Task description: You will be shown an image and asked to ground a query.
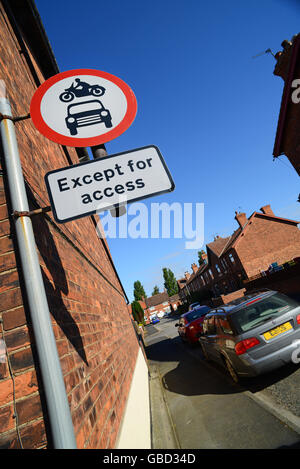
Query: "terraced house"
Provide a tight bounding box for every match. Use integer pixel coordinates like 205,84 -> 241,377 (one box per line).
180,204 -> 300,302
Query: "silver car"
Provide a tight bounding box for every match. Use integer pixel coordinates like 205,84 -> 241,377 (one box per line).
199,290 -> 300,382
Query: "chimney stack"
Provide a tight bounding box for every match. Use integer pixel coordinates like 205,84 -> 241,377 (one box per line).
235,211 -> 248,229
184,271 -> 191,280
260,204 -> 274,216
191,263 -> 198,274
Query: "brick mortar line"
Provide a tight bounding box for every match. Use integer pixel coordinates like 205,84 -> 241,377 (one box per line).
5,343 -> 31,357
0,286 -> 19,294
0,322 -> 28,336
0,250 -> 14,257
0,415 -> 45,439
0,305 -> 25,317
0,390 -> 40,409
0,267 -> 17,275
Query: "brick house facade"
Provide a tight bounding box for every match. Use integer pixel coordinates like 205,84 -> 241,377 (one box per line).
273,33 -> 300,176
0,0 -> 150,449
144,291 -> 181,319
178,204 -> 300,302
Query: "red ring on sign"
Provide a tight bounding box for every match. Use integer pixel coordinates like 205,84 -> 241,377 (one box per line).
30,69 -> 137,147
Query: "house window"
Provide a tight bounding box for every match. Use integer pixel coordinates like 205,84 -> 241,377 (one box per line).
215,264 -> 222,275
220,259 -> 227,272
209,269 -> 214,279
201,275 -> 205,285
229,253 -> 235,264
163,302 -> 169,306
149,306 -> 155,311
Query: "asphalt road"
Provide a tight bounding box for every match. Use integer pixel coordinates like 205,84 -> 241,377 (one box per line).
145,317 -> 300,449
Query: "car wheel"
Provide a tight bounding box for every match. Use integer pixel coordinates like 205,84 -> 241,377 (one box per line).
224,356 -> 239,383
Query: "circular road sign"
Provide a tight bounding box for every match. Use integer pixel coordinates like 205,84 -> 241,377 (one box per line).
30,69 -> 137,147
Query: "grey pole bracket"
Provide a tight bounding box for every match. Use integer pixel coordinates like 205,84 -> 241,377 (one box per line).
12,206 -> 52,218
0,112 -> 30,123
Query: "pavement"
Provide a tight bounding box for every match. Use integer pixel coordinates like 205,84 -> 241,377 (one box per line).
144,317 -> 300,449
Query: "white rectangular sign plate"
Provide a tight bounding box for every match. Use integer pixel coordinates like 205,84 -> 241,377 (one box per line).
45,145 -> 175,223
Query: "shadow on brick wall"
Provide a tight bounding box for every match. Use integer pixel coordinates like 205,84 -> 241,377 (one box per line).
28,191 -> 88,366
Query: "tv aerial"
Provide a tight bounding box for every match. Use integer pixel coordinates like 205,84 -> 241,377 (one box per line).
252,48 -> 275,59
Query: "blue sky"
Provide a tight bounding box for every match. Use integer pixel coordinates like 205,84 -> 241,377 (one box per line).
35,0 -> 300,302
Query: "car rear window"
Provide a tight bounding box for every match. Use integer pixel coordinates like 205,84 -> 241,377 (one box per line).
230,293 -> 300,333
185,306 -> 210,323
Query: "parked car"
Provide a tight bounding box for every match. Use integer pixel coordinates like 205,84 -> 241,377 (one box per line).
188,302 -> 201,311
150,314 -> 160,324
199,290 -> 300,383
175,306 -> 211,344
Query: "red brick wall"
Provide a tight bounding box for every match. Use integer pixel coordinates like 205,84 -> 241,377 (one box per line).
211,288 -> 246,307
235,215 -> 300,278
244,262 -> 300,300
0,4 -> 139,449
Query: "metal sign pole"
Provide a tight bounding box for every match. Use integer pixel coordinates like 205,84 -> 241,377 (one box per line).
0,94 -> 77,449
91,143 -> 127,217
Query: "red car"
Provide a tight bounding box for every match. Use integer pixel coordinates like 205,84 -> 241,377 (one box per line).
175,306 -> 211,344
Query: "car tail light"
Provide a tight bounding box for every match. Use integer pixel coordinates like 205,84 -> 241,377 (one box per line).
296,314 -> 300,325
235,337 -> 260,355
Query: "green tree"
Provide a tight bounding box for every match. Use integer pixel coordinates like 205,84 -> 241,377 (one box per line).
198,250 -> 207,266
133,280 -> 147,301
162,268 -> 178,297
131,300 -> 145,324
152,285 -> 160,296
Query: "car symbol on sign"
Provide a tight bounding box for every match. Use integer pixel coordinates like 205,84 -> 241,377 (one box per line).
65,99 -> 112,135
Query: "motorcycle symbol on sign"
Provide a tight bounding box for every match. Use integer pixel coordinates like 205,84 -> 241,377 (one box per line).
59,78 -> 113,135
59,78 -> 106,102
